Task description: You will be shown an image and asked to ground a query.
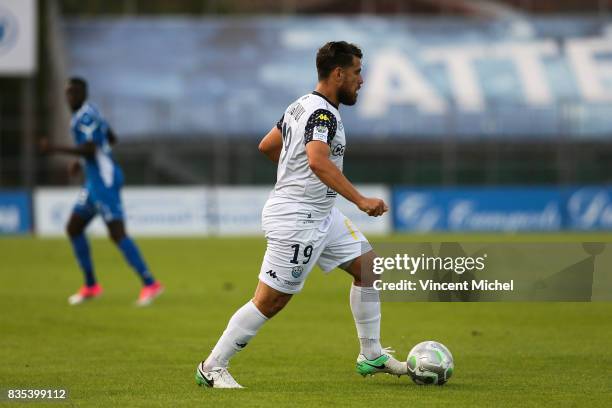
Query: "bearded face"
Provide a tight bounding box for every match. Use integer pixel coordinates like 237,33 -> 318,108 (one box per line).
337,56 -> 363,106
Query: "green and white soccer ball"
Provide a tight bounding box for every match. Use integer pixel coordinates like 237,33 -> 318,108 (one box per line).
406,341 -> 454,385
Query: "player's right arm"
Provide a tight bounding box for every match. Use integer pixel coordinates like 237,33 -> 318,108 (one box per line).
68,159 -> 82,178
107,127 -> 118,146
306,141 -> 387,217
39,138 -> 96,160
39,111 -> 103,159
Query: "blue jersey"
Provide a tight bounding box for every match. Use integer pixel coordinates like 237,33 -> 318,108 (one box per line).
70,102 -> 123,190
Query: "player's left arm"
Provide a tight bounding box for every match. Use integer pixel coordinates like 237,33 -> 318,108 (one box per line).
258,126 -> 283,163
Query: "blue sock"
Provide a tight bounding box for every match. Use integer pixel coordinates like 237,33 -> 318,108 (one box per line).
118,237 -> 154,286
70,234 -> 96,287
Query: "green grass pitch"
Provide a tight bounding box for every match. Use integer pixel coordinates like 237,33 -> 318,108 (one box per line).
1,234 -> 611,407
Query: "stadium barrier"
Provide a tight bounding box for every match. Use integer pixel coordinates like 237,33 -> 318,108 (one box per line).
393,186 -> 612,232
33,185 -> 391,237
21,185 -> 612,236
0,191 -> 31,234
34,187 -> 209,237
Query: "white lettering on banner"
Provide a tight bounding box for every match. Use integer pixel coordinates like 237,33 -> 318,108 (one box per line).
360,49 -> 447,117
567,189 -> 612,229
397,194 -> 442,231
423,41 -> 558,110
423,46 -> 486,112
567,37 -> 612,103
359,36 -> 612,117
0,207 -> 19,231
449,201 -> 561,231
501,41 -> 558,106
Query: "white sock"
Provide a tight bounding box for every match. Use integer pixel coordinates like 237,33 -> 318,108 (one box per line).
350,283 -> 382,360
203,300 -> 268,369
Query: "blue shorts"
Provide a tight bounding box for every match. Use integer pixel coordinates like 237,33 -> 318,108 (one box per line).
72,185 -> 124,223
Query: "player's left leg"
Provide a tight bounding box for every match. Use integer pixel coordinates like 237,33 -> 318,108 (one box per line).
342,252 -> 406,377
317,208 -> 407,377
93,183 -> 163,305
106,220 -> 163,306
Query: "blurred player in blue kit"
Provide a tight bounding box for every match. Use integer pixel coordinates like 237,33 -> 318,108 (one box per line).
40,77 -> 163,306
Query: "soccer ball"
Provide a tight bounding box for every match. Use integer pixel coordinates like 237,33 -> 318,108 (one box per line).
406,341 -> 454,385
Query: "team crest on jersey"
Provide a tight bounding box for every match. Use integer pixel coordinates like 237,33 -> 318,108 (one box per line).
317,113 -> 330,121
313,125 -> 329,142
291,266 -> 304,278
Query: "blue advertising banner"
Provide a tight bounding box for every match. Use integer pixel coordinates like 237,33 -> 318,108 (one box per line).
563,186 -> 612,230
0,191 -> 31,234
393,187 -> 563,232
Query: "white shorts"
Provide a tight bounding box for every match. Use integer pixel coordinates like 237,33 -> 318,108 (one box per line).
258,207 -> 372,294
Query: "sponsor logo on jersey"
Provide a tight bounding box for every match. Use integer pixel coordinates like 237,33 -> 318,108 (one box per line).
281,278 -> 301,286
332,143 -> 345,157
291,266 -> 304,278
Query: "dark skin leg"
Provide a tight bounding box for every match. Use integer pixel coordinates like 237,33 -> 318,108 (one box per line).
65,215 -> 127,244
66,212 -> 91,238
106,220 -> 127,244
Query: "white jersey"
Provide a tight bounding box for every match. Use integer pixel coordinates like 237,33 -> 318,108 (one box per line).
262,92 -> 347,231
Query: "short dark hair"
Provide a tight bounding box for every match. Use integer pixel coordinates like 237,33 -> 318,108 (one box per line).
68,76 -> 88,94
316,41 -> 362,80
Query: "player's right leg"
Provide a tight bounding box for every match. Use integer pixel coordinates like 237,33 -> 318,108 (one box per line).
66,193 -> 100,305
195,281 -> 292,388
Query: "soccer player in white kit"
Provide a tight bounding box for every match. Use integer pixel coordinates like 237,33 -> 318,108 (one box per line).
196,41 -> 407,388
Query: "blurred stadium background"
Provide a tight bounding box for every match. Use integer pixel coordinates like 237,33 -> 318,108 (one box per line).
0,0 -> 611,236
